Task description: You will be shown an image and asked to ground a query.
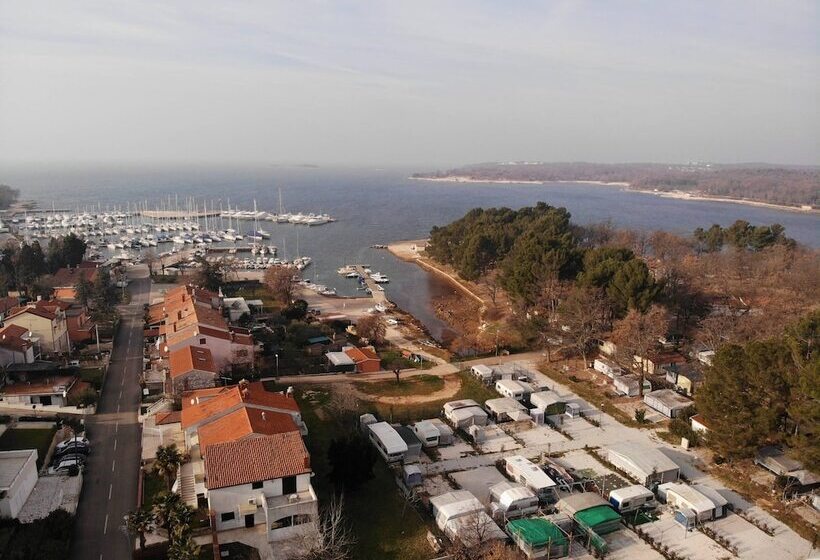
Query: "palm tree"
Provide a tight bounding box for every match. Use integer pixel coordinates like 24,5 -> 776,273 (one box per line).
124,507 -> 155,550
154,444 -> 184,490
167,533 -> 200,560
152,491 -> 182,534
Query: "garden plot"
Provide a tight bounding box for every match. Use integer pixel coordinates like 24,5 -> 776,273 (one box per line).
450,466 -> 508,505
603,528 -> 664,560
508,423 -> 570,450
710,513 -> 807,560
476,424 -> 521,454
421,473 -> 456,497
639,513 -> 729,560
436,436 -> 475,461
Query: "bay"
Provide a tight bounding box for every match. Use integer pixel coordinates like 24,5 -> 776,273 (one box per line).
3,164 -> 818,340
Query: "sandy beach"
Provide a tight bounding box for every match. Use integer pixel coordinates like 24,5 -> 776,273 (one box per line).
410,175 -> 818,215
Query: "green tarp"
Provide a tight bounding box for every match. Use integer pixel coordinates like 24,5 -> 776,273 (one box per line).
575,505 -> 622,528
506,518 -> 567,547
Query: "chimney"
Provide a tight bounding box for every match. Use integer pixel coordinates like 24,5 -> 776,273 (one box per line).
261,412 -> 266,421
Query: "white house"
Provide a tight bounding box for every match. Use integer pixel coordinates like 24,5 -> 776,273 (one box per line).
643,389 -> 692,418
443,400 -> 488,429
613,374 -> 641,397
368,422 -> 407,463
593,357 -> 621,379
488,481 -> 539,520
606,442 -> 680,486
495,379 -> 530,401
204,433 -> 318,542
504,456 -> 558,503
0,449 -> 38,519
430,490 -> 506,547
427,418 -> 455,445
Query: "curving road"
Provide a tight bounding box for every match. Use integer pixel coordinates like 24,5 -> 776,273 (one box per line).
71,264 -> 150,560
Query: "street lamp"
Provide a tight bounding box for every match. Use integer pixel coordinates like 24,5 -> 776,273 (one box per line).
275,353 -> 279,380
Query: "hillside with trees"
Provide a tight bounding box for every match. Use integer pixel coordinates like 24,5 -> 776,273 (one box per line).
414,162 -> 820,208
0,184 -> 19,209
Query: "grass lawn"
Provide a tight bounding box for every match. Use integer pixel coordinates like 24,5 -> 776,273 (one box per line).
354,374 -> 444,398
0,427 -> 56,469
142,470 -> 167,509
365,370 -> 497,424
296,388 -> 433,560
79,367 -> 105,390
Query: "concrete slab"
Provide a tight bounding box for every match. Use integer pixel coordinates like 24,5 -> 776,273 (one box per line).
640,513 -> 728,560
422,473 -> 456,497
604,528 -> 664,560
476,424 -> 521,454
450,466 -> 508,505
435,437 -> 474,461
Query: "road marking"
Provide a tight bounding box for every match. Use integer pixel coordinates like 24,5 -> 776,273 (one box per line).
119,389 -> 122,400
117,403 -> 120,413
108,484 -> 112,500
112,459 -> 116,472
113,438 -> 117,451
103,514 -> 108,534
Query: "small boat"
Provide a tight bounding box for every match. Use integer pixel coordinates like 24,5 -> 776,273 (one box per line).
370,272 -> 390,283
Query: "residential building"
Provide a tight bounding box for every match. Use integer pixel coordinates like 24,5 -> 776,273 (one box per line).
593,357 -> 622,379
0,374 -> 78,408
504,456 -> 558,503
633,351 -> 687,376
443,399 -> 488,429
63,303 -> 96,346
484,397 -> 528,422
51,266 -> 99,302
557,492 -> 622,535
663,363 -> 703,396
367,422 -> 407,463
325,351 -> 356,372
3,301 -> 70,355
430,490 -> 506,547
495,379 -> 531,401
205,433 -> 318,542
343,346 -> 381,373
0,324 -> 36,366
657,483 -> 728,523
0,450 -> 38,518
169,346 -> 219,394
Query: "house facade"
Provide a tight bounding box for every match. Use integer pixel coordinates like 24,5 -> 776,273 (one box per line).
3,303 -> 71,355
204,433 -> 318,542
169,346 -> 218,394
0,324 -> 36,366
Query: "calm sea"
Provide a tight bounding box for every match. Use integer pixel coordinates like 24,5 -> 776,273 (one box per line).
3,164 -> 818,340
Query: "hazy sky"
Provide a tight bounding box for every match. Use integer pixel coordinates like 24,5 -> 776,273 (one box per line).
0,1 -> 817,166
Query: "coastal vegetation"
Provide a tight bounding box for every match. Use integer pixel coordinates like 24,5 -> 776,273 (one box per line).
0,233 -> 88,295
413,162 -> 820,208
0,184 -> 20,209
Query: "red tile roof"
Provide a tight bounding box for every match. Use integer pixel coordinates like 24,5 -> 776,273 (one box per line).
2,375 -> 76,396
51,267 -> 99,287
344,346 -> 380,363
204,432 -> 310,490
0,324 -> 32,352
155,411 -> 182,425
181,381 -> 300,428
169,346 -> 217,379
198,407 -> 298,450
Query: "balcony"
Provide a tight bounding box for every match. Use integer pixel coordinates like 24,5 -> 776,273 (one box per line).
261,485 -> 318,542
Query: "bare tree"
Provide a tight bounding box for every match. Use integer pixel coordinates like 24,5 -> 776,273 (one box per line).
264,266 -> 295,303
612,305 -> 669,394
445,511 -> 501,558
356,314 -> 386,345
558,287 -> 609,366
143,249 -> 159,277
296,495 -> 355,560
325,389 -> 360,430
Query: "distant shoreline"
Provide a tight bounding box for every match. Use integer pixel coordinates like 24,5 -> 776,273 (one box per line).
410,175 -> 819,215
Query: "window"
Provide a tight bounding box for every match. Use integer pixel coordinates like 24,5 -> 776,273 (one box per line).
200,338 -> 207,345
252,481 -> 263,489
220,512 -> 235,523
282,475 -> 297,494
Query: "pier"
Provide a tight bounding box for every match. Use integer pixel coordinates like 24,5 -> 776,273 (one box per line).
354,265 -> 389,305
141,210 -> 222,219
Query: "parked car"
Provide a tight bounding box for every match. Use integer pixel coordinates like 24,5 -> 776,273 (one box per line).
56,436 -> 90,452
55,444 -> 90,458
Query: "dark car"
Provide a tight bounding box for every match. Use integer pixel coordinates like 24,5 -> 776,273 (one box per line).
55,444 -> 90,458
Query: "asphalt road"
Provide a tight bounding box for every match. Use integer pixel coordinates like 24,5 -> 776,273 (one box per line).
71,264 -> 150,560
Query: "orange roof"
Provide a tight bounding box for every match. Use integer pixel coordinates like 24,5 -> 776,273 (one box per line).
198,407 -> 298,450
52,267 -> 99,287
155,411 -> 182,425
0,324 -> 32,352
147,304 -> 166,325
5,304 -> 57,322
169,346 -> 217,379
181,382 -> 300,428
2,375 -> 76,396
344,346 -> 380,363
204,432 -> 310,490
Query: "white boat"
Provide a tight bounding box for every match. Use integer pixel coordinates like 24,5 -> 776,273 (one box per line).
371,272 -> 390,283
320,288 -> 337,296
